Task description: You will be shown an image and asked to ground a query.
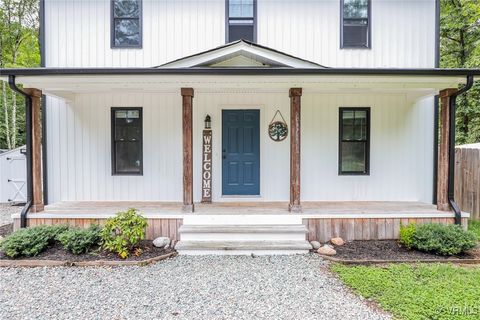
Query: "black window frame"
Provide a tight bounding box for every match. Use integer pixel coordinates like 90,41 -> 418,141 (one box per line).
111,0 -> 143,49
338,107 -> 370,175
225,0 -> 257,43
111,107 -> 143,176
340,0 -> 371,49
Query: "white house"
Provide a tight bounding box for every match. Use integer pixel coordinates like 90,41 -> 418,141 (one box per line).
1,0 -> 479,254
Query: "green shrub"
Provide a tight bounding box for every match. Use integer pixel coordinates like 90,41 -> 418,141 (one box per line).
100,208 -> 148,259
412,223 -> 477,256
399,223 -> 416,249
0,225 -> 70,258
468,220 -> 480,240
56,225 -> 102,254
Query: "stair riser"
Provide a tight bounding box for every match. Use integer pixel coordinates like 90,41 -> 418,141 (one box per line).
183,215 -> 302,225
177,249 -> 310,256
180,233 -> 307,241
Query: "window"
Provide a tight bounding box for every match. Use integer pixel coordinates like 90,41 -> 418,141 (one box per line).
226,0 -> 256,42
111,108 -> 143,175
111,0 -> 142,48
341,0 -> 371,48
339,108 -> 370,175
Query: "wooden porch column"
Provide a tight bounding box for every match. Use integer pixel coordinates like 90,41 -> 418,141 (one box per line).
181,88 -> 194,212
23,88 -> 44,212
289,88 -> 302,212
437,88 -> 458,211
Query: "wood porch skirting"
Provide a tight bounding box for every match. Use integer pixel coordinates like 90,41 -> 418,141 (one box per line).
303,217 -> 460,243
14,216 -> 463,242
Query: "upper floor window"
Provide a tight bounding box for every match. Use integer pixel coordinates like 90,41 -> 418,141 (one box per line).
341,0 -> 371,49
226,0 -> 256,43
111,0 -> 142,48
339,108 -> 370,175
111,108 -> 143,175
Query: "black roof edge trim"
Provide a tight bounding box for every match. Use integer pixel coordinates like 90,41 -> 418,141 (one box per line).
1,67 -> 480,76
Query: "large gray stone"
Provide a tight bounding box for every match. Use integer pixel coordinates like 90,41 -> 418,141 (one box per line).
153,237 -> 170,248
310,241 -> 321,250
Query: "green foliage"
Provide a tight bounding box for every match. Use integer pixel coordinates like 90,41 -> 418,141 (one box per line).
0,225 -> 69,258
440,0 -> 480,145
468,220 -> 480,240
100,208 -> 148,259
56,225 -> 102,255
411,223 -> 477,256
332,263 -> 480,320
399,223 -> 416,249
0,0 -> 40,149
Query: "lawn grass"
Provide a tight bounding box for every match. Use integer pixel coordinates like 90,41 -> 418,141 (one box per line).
468,220 -> 480,240
331,263 -> 480,320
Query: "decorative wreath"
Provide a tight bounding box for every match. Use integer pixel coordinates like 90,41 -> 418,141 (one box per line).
268,110 -> 288,142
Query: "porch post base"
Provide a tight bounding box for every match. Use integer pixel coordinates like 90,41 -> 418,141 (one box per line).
436,203 -> 450,211
289,204 -> 302,213
182,204 -> 195,213
30,204 -> 45,213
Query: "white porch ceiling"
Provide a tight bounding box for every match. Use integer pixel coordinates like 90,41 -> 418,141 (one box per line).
4,73 -> 468,103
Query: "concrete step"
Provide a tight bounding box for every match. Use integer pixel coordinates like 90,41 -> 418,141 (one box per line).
179,224 -> 308,233
183,215 -> 302,225
176,240 -> 312,255
179,224 -> 308,241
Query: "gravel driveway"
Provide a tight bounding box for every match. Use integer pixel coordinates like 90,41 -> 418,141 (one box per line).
0,255 -> 389,320
0,203 -> 20,227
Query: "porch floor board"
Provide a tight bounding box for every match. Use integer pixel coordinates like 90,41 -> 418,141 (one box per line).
40,201 -> 444,216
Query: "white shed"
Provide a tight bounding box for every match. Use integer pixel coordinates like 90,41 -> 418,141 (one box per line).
0,146 -> 27,203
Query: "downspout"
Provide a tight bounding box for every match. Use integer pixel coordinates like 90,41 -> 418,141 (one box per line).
8,75 -> 33,228
448,75 -> 474,224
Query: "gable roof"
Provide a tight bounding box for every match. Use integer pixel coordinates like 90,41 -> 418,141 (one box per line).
157,39 -> 327,69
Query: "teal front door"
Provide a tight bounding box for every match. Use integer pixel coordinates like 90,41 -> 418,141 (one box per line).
222,110 -> 260,195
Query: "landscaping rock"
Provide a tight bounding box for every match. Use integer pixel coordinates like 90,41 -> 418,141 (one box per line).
153,237 -> 170,248
317,244 -> 337,256
331,237 -> 345,246
310,241 -> 321,250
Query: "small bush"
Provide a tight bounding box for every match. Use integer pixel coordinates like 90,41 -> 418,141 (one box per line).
101,208 -> 148,259
0,225 -> 70,258
468,220 -> 480,240
412,223 -> 477,256
56,225 -> 102,255
399,223 -> 416,249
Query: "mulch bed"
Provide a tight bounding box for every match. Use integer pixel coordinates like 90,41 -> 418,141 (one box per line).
0,240 -> 174,262
323,240 -> 480,263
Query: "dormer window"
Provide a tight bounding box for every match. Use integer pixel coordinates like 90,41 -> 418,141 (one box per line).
226,0 -> 256,43
111,0 -> 142,48
341,0 -> 371,49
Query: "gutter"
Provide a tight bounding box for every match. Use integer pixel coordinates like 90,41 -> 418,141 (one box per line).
448,75 -> 474,224
40,0 -> 48,205
8,75 -> 33,228
1,67 -> 480,76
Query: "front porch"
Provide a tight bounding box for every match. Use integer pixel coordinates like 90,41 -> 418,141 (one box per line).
14,201 -> 466,243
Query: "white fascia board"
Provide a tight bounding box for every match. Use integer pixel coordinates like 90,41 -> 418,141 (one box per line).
161,42 -> 321,69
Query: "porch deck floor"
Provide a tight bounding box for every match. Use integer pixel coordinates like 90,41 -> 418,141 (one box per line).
41,201 -> 443,216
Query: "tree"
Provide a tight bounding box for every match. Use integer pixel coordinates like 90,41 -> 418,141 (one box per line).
0,0 -> 40,150
440,0 -> 480,144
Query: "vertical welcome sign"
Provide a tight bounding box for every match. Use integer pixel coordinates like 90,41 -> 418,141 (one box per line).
201,129 -> 212,203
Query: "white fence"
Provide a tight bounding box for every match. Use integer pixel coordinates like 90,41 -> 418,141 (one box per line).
0,146 -> 27,203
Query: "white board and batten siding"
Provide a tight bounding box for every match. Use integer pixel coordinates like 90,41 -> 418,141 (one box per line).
44,0 -> 436,68
43,0 -> 437,204
46,92 -> 434,204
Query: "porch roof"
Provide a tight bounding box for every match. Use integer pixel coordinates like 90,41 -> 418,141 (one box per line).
1,67 -> 479,102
